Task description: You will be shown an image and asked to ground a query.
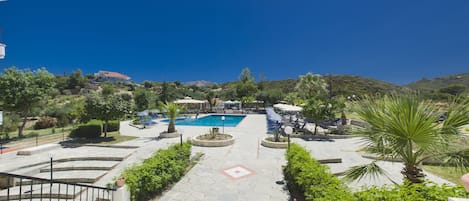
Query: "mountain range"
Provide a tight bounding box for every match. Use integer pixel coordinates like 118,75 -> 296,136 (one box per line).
184,73 -> 469,96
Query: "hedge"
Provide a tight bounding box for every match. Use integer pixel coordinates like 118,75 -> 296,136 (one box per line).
69,120 -> 102,138
105,120 -> 120,132
285,143 -> 355,201
122,142 -> 191,201
354,182 -> 469,201
285,143 -> 469,201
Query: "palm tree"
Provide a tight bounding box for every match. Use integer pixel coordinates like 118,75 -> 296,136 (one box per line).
345,94 -> 469,184
295,73 -> 327,99
160,102 -> 180,133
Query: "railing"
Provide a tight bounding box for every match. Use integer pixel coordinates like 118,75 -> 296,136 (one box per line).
0,172 -> 115,201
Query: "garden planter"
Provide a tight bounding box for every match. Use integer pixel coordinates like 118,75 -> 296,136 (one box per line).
192,134 -> 234,147
159,131 -> 180,138
261,138 -> 288,149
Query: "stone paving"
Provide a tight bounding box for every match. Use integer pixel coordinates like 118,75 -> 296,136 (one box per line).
155,115 -> 289,201
0,115 -> 460,201
292,137 -> 454,190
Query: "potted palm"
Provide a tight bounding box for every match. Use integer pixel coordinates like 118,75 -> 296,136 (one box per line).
159,102 -> 181,138
261,125 -> 289,149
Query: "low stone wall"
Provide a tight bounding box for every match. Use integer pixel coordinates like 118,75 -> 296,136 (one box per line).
159,132 -> 180,138
261,139 -> 288,149
290,134 -> 357,140
192,136 -> 235,147
17,143 -> 61,156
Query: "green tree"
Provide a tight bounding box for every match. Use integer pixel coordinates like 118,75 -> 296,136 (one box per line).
159,82 -> 177,102
142,81 -> 153,89
241,96 -> 255,110
101,82 -> 116,96
0,67 -> 56,137
206,90 -> 217,112
68,69 -> 88,89
239,67 -> 254,83
236,67 -> 258,99
439,84 -> 466,96
256,89 -> 284,105
160,102 -> 180,133
85,94 -> 130,137
120,93 -> 132,102
54,75 -> 69,94
332,96 -> 347,125
345,94 -> 469,184
133,88 -> 151,112
295,73 -> 328,100
303,98 -> 335,135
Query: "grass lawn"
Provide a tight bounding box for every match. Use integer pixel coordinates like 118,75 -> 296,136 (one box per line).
4,125 -> 74,140
2,126 -> 75,146
423,165 -> 465,185
68,131 -> 137,145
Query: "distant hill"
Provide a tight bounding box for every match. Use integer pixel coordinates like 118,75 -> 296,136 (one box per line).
259,75 -> 403,97
183,80 -> 216,88
406,73 -> 469,92
329,75 -> 403,97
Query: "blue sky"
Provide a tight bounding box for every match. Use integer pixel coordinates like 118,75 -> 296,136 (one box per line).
0,0 -> 468,84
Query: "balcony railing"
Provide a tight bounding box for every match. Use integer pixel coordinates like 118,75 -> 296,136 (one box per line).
0,172 -> 115,201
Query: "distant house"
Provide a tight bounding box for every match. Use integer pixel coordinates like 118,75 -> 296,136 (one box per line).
94,70 -> 131,83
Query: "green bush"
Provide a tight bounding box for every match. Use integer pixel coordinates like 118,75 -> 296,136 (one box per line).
285,143 -> 469,201
285,143 -> 355,201
105,120 -> 120,132
354,181 -> 469,201
34,116 -> 58,130
69,120 -> 102,138
122,143 -> 191,201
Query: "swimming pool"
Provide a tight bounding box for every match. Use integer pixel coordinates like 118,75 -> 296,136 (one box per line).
161,114 -> 246,127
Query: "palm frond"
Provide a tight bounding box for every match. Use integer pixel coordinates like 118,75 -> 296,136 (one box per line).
440,149 -> 469,173
343,161 -> 387,183
441,97 -> 469,135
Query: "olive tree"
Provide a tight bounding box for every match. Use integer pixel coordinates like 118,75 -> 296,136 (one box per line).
0,67 -> 56,137
85,94 -> 131,137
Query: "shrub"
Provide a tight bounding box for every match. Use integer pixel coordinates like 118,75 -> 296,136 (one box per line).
285,143 -> 469,201
69,120 -> 102,138
122,143 -> 191,201
34,116 -> 58,130
105,120 -> 120,132
354,181 -> 469,201
284,143 -> 355,201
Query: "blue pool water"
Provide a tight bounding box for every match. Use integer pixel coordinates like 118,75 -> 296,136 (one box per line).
161,114 -> 245,127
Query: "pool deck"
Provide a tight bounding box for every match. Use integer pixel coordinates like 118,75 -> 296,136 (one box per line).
120,114 -> 290,201
0,114 -> 456,201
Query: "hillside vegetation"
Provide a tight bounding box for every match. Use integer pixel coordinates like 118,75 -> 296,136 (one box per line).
259,75 -> 403,97
407,73 -> 469,93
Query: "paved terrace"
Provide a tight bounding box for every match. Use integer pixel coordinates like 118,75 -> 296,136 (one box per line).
0,114 -> 456,201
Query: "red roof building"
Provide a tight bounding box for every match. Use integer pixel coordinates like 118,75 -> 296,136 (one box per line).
95,70 -> 131,82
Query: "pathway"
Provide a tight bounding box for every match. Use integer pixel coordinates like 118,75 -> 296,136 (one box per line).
292,137 -> 454,190
155,115 -> 290,201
